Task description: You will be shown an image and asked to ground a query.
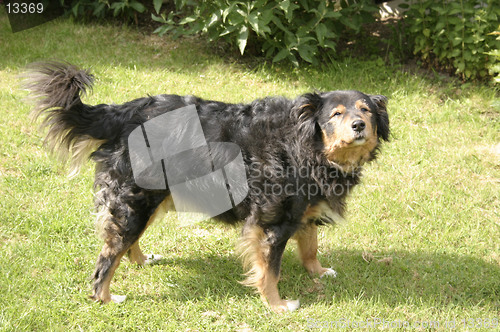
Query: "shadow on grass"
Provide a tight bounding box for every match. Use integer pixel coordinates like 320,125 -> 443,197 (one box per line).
293,249 -> 500,309
127,249 -> 499,309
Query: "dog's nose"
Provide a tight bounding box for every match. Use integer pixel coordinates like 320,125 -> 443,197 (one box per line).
351,120 -> 366,132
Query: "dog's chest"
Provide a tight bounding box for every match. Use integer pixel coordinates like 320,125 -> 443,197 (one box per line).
301,200 -> 343,225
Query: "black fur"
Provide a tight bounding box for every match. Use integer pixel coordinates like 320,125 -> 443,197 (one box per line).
25,61 -> 389,310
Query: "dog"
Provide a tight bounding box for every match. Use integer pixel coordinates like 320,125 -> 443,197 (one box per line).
25,61 -> 389,313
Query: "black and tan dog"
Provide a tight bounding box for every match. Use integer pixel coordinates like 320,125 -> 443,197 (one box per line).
25,61 -> 389,312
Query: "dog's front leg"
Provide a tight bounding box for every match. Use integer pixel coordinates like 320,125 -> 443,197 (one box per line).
294,224 -> 337,278
240,225 -> 299,313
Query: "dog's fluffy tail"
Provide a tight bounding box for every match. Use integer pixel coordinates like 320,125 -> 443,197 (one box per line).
24,61 -> 114,176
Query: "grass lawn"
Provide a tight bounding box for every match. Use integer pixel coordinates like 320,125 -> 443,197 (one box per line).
1,11 -> 499,331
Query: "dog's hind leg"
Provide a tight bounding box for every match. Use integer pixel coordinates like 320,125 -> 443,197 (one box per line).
127,196 -> 174,265
127,241 -> 147,266
91,233 -> 129,304
91,193 -> 167,303
294,224 -> 337,278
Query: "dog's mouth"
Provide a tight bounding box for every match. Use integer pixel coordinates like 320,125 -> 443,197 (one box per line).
343,133 -> 366,146
353,134 -> 366,145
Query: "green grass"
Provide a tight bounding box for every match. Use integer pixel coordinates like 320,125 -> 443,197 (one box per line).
1,11 -> 499,331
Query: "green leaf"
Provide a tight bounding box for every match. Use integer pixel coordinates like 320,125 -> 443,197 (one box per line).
297,36 -> 315,44
248,11 -> 260,34
271,15 -> 285,30
298,0 -> 309,11
72,3 -> 79,16
449,17 -> 462,26
315,23 -> 327,46
297,44 -> 315,63
92,3 -> 106,16
279,0 -> 290,14
452,37 -> 462,46
260,9 -> 274,25
323,39 -> 336,51
259,23 -> 271,35
317,1 -> 326,16
273,48 -> 290,62
227,10 -> 245,25
206,13 -> 220,28
324,10 -> 342,19
463,50 -> 473,61
129,1 -> 145,13
281,1 -> 298,21
284,31 -> 298,48
179,16 -> 197,25
110,2 -> 124,16
219,26 -> 236,37
265,45 -> 276,58
153,25 -> 173,36
254,0 -> 267,8
236,7 -> 246,18
222,3 -> 236,22
151,13 -> 167,23
238,25 -> 249,55
153,0 -> 163,14
340,16 -> 361,32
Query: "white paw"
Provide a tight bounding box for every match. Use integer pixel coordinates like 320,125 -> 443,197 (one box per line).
110,294 -> 127,303
320,268 -> 337,278
145,254 -> 163,265
286,299 -> 300,312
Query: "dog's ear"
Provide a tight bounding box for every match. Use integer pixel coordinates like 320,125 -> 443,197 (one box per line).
370,94 -> 390,141
292,93 -> 323,139
293,93 -> 323,121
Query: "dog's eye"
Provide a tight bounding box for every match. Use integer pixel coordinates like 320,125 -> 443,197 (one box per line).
332,111 -> 342,117
361,108 -> 369,113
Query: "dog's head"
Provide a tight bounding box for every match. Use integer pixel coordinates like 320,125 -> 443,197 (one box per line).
293,90 -> 389,170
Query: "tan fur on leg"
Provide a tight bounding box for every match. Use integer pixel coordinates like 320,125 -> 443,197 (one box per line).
260,268 -> 300,313
128,241 -> 146,265
294,224 -> 336,277
238,226 -> 299,312
127,196 -> 174,265
92,243 -> 127,303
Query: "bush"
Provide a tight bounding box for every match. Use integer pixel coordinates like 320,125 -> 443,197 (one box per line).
485,26 -> 500,84
62,0 -> 147,22
404,0 -> 500,81
152,0 -> 379,66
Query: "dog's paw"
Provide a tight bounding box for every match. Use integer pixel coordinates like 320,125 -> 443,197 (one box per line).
320,268 -> 337,278
270,299 -> 300,313
110,294 -> 127,303
286,299 -> 300,312
145,254 -> 164,265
